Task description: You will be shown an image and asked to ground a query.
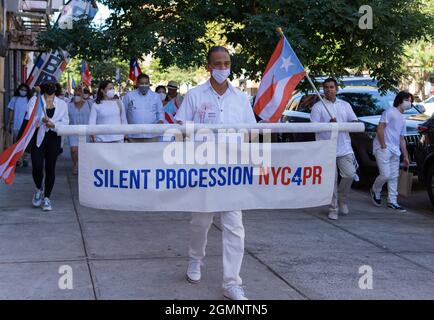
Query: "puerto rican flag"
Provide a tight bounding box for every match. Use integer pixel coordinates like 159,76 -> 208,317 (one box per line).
0,95 -> 44,185
164,99 -> 180,124
81,60 -> 92,87
129,58 -> 142,82
253,35 -> 306,122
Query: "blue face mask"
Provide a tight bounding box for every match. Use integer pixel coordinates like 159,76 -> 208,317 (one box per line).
138,85 -> 150,95
212,68 -> 231,84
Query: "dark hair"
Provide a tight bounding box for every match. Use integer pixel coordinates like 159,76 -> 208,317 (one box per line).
323,78 -> 338,87
40,81 -> 59,96
137,73 -> 150,82
55,83 -> 64,97
393,91 -> 414,108
155,85 -> 166,93
83,87 -> 91,94
207,46 -> 230,63
96,80 -> 113,104
13,83 -> 32,99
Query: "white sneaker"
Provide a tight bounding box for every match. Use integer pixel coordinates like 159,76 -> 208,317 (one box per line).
223,286 -> 248,300
339,203 -> 349,215
41,197 -> 52,211
32,189 -> 43,207
186,259 -> 202,284
328,211 -> 338,220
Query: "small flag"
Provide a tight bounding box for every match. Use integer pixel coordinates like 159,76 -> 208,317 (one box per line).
0,95 -> 45,185
129,58 -> 142,82
253,34 -> 306,122
81,60 -> 92,87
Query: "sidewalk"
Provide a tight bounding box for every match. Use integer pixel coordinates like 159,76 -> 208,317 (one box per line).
1,152 -> 434,299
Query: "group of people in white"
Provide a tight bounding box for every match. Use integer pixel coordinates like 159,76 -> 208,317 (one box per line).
6,46 -> 413,300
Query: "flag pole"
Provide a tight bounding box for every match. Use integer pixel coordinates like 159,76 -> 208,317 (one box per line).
276,27 -> 335,121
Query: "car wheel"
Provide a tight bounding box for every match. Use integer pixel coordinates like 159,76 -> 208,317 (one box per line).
427,164 -> 434,206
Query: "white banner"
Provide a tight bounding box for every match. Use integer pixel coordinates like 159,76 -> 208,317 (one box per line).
78,133 -> 338,212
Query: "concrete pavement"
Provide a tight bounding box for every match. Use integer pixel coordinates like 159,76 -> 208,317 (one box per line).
1,151 -> 434,300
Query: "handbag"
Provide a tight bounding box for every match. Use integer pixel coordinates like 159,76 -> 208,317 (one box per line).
398,168 -> 413,197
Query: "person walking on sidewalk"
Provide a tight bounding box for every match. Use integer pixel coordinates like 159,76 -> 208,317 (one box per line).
89,80 -> 128,143
122,74 -> 164,143
68,86 -> 92,175
7,83 -> 32,167
370,91 -> 412,213
28,81 -> 69,211
175,46 -> 257,300
310,78 -> 358,221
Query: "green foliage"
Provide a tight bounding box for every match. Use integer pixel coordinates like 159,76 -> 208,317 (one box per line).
38,0 -> 434,92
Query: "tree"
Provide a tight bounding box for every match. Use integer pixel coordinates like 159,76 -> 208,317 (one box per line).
38,0 -> 434,92
402,39 -> 434,99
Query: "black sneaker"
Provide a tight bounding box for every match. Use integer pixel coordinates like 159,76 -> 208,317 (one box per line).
370,189 -> 381,207
387,203 -> 407,213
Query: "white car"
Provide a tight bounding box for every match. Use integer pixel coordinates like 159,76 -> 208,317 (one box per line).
423,96 -> 434,116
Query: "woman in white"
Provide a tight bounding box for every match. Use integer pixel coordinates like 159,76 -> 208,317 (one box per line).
28,81 -> 69,211
370,91 -> 412,213
7,83 -> 32,167
88,80 -> 127,143
68,86 -> 92,175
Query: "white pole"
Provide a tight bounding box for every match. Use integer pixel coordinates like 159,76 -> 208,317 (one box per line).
55,123 -> 365,136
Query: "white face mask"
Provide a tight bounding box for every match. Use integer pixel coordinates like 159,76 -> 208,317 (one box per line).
74,96 -> 82,103
19,90 -> 28,97
402,100 -> 412,110
83,94 -> 90,99
106,89 -> 116,99
212,68 -> 231,84
159,93 -> 167,101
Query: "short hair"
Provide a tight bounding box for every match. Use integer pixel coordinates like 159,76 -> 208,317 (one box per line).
137,73 -> 150,82
207,46 -> 230,63
393,91 -> 414,108
155,85 -> 166,93
323,78 -> 338,87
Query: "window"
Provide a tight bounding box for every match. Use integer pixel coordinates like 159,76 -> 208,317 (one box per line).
337,92 -> 395,117
297,95 -> 319,113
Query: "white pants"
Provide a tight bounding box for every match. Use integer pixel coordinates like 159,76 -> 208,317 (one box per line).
372,148 -> 400,204
330,154 -> 356,213
189,211 -> 245,290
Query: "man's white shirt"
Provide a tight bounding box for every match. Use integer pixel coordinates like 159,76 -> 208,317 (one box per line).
122,89 -> 164,138
175,80 -> 256,125
310,98 -> 357,157
373,107 -> 406,156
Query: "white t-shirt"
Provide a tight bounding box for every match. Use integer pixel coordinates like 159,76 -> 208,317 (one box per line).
8,96 -> 29,131
310,98 -> 358,157
373,107 -> 406,156
88,100 -> 128,142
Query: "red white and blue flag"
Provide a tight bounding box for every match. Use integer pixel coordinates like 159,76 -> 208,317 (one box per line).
129,58 -> 142,82
164,99 -> 180,124
253,35 -> 306,122
81,60 -> 92,87
0,95 -> 45,185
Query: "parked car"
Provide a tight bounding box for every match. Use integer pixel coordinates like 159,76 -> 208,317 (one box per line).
422,95 -> 434,117
313,76 -> 378,88
415,116 -> 434,205
279,87 -> 429,184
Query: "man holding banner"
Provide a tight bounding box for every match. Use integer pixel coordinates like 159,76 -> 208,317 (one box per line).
175,46 -> 257,300
310,78 -> 358,221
